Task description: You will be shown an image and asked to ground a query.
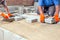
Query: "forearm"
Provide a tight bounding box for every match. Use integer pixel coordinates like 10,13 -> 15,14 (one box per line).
38,6 -> 44,14
54,5 -> 59,15
4,5 -> 10,13
38,6 -> 45,22
3,0 -> 10,14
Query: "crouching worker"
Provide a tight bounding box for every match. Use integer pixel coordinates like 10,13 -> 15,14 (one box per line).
0,0 -> 13,19
38,0 -> 60,23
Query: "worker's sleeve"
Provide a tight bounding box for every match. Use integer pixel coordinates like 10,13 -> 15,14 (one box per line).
38,0 -> 44,6
53,0 -> 60,6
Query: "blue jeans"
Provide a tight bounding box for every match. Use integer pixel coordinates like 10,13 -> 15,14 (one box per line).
37,6 -> 55,16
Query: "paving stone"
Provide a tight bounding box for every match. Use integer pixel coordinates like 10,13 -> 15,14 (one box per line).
26,18 -> 37,23
45,17 -> 56,24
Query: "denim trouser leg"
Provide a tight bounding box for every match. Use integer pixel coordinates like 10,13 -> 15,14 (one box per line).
48,6 -> 55,16
37,6 -> 55,16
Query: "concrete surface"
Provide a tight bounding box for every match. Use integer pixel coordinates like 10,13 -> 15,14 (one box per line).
0,20 -> 60,40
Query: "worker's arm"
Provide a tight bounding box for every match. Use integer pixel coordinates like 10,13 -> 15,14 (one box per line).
3,0 -> 13,17
4,5 -> 10,13
53,0 -> 60,22
38,6 -> 44,14
53,5 -> 60,22
54,6 -> 59,15
0,0 -> 14,19
38,6 -> 45,23
1,5 -> 13,19
3,0 -> 10,14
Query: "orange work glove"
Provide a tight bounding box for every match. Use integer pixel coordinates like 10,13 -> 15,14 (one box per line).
1,13 -> 9,19
40,14 -> 45,23
53,14 -> 59,23
8,13 -> 13,17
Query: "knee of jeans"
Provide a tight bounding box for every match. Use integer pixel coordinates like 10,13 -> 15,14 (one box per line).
48,12 -> 54,16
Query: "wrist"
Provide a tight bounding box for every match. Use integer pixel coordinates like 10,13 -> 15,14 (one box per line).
40,13 -> 44,15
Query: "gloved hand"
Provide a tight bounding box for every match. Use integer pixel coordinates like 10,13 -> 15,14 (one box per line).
8,13 -> 14,17
1,13 -> 9,19
53,14 -> 59,23
40,14 -> 45,23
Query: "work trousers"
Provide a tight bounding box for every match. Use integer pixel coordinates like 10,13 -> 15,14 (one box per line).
37,5 -> 55,16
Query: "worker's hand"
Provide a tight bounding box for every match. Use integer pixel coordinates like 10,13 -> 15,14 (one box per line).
53,14 -> 59,23
8,13 -> 14,17
1,13 -> 9,19
40,14 -> 45,23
